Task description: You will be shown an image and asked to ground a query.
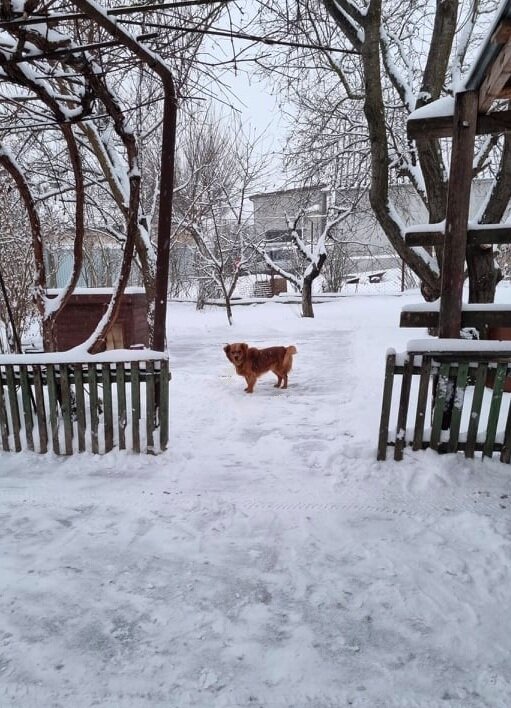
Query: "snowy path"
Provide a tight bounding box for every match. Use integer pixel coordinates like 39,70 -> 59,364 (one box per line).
2,298 -> 511,707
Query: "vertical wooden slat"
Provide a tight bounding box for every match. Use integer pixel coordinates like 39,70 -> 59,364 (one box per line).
5,365 -> 21,452
0,366 -> 10,451
430,363 -> 451,451
412,357 -> 432,451
88,363 -> 100,454
394,354 -> 414,461
377,352 -> 396,461
131,361 -> 140,454
88,364 -> 100,454
116,362 -> 126,451
74,365 -> 86,452
500,387 -> 511,463
483,363 -> 507,459
159,359 -> 169,452
438,90 -> 479,338
59,364 -> 73,455
146,360 -> 155,454
46,364 -> 60,455
32,365 -> 48,454
465,363 -> 488,459
102,363 -> 113,453
448,362 -> 470,453
19,365 -> 34,451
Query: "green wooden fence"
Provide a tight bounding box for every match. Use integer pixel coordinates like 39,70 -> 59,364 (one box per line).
0,355 -> 170,455
378,348 -> 511,462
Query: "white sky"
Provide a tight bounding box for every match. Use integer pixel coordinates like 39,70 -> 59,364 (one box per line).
204,3 -> 291,189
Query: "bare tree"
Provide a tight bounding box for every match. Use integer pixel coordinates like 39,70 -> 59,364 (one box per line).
254,199 -> 352,317
0,180 -> 34,350
173,112 -> 267,324
0,0 -> 238,350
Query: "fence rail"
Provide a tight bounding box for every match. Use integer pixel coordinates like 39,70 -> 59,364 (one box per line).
0,356 -> 170,455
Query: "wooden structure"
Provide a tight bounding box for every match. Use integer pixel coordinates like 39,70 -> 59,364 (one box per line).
253,276 -> 288,298
49,289 -> 149,352
0,1 -> 179,454
378,344 -> 511,462
379,1 -> 511,460
0,353 -> 169,455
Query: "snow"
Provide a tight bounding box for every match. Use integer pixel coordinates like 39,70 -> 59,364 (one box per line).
46,287 -> 146,296
408,96 -> 455,122
403,301 -> 511,312
404,221 -> 445,234
2,284 -> 511,706
0,348 -> 165,365
408,338 -> 511,353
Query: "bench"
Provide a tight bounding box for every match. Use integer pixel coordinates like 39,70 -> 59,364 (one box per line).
0,352 -> 170,455
377,341 -> 511,462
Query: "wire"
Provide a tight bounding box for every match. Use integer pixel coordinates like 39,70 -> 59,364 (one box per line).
0,0 -> 233,28
120,19 -> 359,54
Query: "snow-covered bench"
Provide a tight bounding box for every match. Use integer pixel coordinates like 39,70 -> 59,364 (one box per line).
0,351 -> 170,455
377,340 -> 511,462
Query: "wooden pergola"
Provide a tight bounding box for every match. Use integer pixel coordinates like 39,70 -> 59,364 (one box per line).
0,0 -> 178,454
378,0 -> 511,462
403,0 -> 511,337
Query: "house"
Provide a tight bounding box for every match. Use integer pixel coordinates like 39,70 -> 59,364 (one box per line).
249,180 -> 500,284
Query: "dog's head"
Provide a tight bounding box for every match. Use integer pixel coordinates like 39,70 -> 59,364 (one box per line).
224,342 -> 248,366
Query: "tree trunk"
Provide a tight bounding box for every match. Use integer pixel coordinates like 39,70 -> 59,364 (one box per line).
225,297 -> 233,325
301,277 -> 314,318
466,245 -> 499,304
359,0 -> 441,299
301,250 -> 327,318
467,133 -> 511,305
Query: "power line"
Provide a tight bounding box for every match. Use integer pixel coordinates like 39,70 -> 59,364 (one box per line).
0,0 -> 232,29
120,19 -> 359,54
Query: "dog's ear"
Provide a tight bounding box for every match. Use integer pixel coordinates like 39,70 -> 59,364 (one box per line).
241,343 -> 248,353
223,344 -> 230,354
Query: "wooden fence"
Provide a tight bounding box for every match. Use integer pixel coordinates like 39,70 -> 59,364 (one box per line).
378,347 -> 511,462
0,355 -> 170,455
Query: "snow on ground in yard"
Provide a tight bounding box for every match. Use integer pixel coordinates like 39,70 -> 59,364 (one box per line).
2,285 -> 511,707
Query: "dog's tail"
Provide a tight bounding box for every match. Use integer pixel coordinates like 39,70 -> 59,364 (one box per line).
284,345 -> 297,370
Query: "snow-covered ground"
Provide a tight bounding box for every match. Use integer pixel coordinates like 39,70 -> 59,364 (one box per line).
2,285 -> 511,707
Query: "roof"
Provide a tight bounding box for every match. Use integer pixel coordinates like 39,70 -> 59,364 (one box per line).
249,184 -> 327,201
465,0 -> 511,91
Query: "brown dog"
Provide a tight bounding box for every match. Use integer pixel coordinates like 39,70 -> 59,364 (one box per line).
224,343 -> 297,393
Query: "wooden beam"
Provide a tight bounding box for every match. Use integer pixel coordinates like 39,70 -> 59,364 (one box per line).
439,90 -> 479,338
407,108 -> 511,140
405,231 -> 444,247
405,226 -> 511,247
491,19 -> 511,45
401,309 -> 511,329
479,41 -> 511,112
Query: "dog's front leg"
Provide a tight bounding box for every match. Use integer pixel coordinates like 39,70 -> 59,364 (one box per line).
244,375 -> 256,393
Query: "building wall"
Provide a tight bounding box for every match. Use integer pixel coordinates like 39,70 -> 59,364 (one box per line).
250,185 -> 328,246
250,179 -> 497,260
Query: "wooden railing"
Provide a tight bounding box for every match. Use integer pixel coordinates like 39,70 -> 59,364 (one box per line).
377,344 -> 511,462
0,352 -> 170,455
